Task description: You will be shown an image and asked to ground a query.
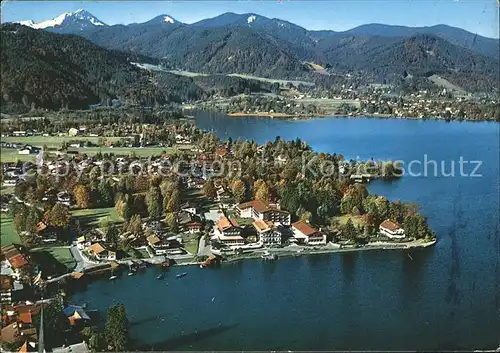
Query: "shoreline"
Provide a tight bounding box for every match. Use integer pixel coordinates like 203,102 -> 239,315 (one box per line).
63,239 -> 437,282
220,239 -> 437,264
222,111 -> 498,122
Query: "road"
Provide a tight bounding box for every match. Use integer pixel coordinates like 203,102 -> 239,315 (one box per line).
197,235 -> 213,257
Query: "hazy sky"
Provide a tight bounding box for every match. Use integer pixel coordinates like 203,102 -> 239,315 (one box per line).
2,0 -> 499,38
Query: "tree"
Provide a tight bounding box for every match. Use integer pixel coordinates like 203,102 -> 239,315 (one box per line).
127,214 -> 142,236
106,224 -> 119,248
32,296 -> 68,349
201,178 -> 217,199
147,186 -> 162,219
97,180 -> 114,206
389,200 -> 405,224
99,217 -> 111,234
12,204 -> 28,233
74,184 -> 92,209
231,179 -> 247,203
165,189 -> 180,213
403,213 -> 434,240
374,196 -> 390,220
45,203 -> 71,229
164,212 -> 178,233
254,181 -> 270,205
362,212 -> 379,236
82,326 -> 105,353
115,195 -> 131,220
104,303 -> 129,352
342,218 -> 357,242
25,207 -> 43,233
300,210 -> 313,223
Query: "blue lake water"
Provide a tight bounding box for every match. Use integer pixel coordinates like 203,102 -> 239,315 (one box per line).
72,113 -> 500,350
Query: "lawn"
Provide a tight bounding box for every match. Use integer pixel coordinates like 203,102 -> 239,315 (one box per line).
0,186 -> 15,196
225,209 -> 254,226
30,247 -> 76,277
332,215 -> 365,227
0,214 -> 20,246
0,149 -> 36,163
0,136 -> 122,148
296,98 -> 361,112
182,233 -> 200,255
71,207 -> 123,228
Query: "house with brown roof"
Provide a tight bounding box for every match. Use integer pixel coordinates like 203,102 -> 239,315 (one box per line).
213,216 -> 244,247
1,245 -> 30,278
236,199 -> 291,226
215,146 -> 229,159
291,221 -> 326,245
253,219 -> 282,246
146,235 -> 171,255
379,219 -> 405,239
88,243 -> 116,261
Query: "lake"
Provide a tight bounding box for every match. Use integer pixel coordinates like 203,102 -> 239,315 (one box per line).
72,113 -> 500,350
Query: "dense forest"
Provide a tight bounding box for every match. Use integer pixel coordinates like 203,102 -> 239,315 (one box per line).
1,24 -> 163,112
1,24 -> 287,112
75,13 -> 500,92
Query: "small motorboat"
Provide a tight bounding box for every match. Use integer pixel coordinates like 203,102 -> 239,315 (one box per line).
109,275 -> 117,280
175,272 -> 187,279
156,274 -> 164,280
128,271 -> 135,276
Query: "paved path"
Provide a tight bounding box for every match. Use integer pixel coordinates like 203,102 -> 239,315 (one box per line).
197,235 -> 213,257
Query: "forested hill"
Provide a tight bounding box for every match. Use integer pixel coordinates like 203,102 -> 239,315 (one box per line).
75,12 -> 498,92
1,23 -> 154,111
86,25 -> 310,79
316,34 -> 499,92
0,24 -> 281,113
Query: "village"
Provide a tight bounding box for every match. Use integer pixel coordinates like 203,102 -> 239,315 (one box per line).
0,114 -> 436,352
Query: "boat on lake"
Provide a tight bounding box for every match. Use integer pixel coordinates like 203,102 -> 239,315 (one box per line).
156,273 -> 164,280
175,272 -> 187,279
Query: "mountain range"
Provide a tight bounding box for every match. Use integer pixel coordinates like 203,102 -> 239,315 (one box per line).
4,10 -> 499,112
17,10 -> 499,60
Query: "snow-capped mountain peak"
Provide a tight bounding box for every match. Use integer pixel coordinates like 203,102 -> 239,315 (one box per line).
17,9 -> 106,32
163,16 -> 175,24
247,15 -> 257,24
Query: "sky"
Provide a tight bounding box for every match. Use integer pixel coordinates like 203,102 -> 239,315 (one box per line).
1,0 -> 499,38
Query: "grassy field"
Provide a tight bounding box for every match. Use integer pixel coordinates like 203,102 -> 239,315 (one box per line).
1,149 -> 37,163
332,215 -> 365,227
1,140 -> 194,162
0,136 -> 122,148
168,69 -> 315,87
296,98 -> 361,112
0,186 -> 15,196
0,214 -> 20,246
30,247 -> 76,277
228,73 -> 315,87
182,233 -> 200,255
428,75 -> 466,94
32,247 -> 76,269
71,207 -> 123,228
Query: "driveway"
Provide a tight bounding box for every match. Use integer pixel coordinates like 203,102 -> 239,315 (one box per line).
197,234 -> 213,257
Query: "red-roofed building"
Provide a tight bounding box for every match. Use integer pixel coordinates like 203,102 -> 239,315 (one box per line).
291,221 -> 326,245
379,219 -> 405,239
1,245 -> 30,276
213,216 -> 244,247
236,200 -> 291,226
253,219 -> 282,246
